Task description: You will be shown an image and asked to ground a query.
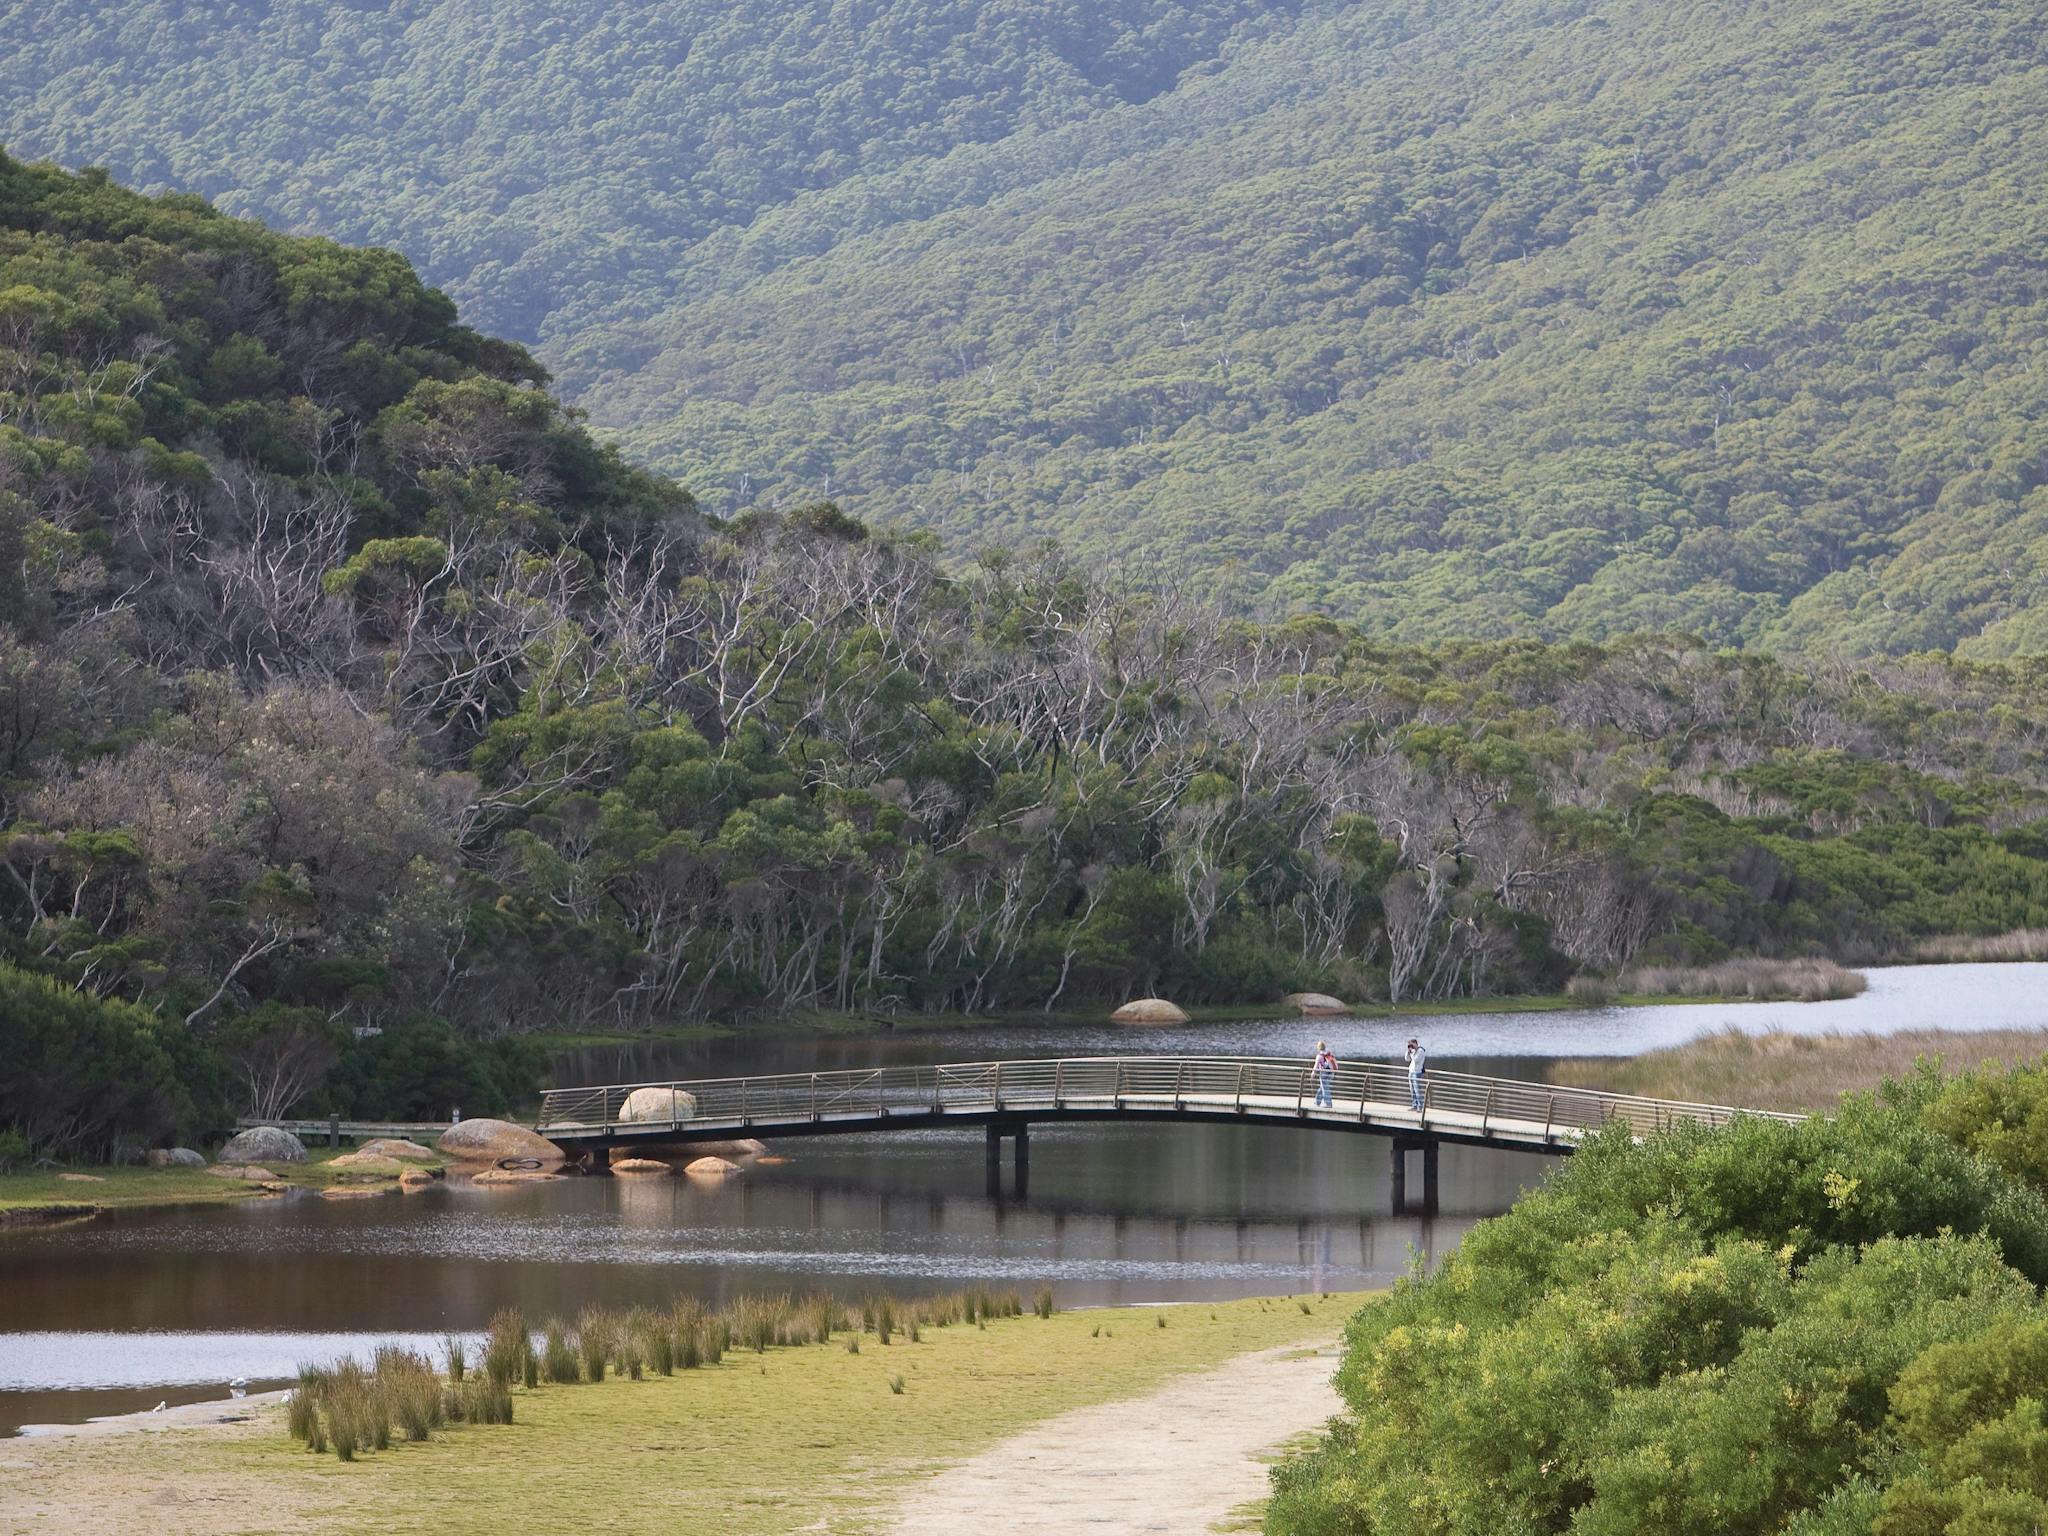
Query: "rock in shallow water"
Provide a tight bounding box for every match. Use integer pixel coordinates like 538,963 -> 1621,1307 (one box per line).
612,1157 -> 672,1176
435,1119 -> 564,1164
1110,997 -> 1189,1024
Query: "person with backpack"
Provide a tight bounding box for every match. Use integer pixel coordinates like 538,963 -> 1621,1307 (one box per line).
1405,1038 -> 1428,1112
1312,1040 -> 1338,1107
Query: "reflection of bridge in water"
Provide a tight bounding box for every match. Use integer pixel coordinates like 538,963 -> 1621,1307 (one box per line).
539,1056 -> 1801,1215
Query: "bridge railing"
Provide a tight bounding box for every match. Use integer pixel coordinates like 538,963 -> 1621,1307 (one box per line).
535,1055 -> 1800,1144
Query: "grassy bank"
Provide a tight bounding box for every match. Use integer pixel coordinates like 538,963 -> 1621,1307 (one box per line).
1551,1025 -> 2048,1113
0,1292 -> 1368,1536
0,1146 -> 443,1217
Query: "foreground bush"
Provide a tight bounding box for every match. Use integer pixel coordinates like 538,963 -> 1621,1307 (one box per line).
1267,1080 -> 2048,1534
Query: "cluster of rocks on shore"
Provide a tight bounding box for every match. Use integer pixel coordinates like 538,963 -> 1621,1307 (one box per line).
155,1103 -> 783,1192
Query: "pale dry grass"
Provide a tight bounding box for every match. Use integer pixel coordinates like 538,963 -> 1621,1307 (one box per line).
1617,957 -> 1867,1002
1552,1026 -> 2048,1113
1914,929 -> 2048,963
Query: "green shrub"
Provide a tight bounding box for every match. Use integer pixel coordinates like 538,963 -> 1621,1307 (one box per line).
0,963 -> 201,1160
1268,1078 -> 2048,1536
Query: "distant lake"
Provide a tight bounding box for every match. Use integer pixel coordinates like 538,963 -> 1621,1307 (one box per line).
4,961 -> 2038,1436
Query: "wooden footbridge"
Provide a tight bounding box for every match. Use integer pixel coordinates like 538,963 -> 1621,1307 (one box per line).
536,1056 -> 1801,1213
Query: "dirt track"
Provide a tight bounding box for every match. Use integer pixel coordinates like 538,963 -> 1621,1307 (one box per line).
886,1339 -> 1343,1535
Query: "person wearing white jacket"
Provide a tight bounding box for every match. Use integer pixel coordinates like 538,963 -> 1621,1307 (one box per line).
1405,1038 -> 1427,1112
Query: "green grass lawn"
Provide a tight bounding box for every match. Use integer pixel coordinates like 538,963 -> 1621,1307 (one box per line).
0,1145 -> 442,1217
1,1293 -> 1372,1536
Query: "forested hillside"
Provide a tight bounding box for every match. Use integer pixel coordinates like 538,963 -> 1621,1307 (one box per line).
8,155 -> 2048,1151
6,0 -> 2048,652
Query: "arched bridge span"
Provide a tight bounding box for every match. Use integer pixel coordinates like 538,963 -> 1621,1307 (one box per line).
536,1056 -> 1800,1211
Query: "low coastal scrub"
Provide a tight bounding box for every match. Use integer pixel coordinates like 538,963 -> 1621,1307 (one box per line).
1617,955 -> 1867,1002
286,1285 -> 1036,1459
1266,1062 -> 2048,1534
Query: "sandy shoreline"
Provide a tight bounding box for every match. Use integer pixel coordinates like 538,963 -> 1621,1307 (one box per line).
15,1391 -> 288,1441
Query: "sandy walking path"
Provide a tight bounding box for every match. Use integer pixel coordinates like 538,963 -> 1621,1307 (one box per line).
887,1339 -> 1342,1535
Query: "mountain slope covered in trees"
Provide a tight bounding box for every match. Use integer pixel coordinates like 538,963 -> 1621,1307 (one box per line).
5,0 -> 2048,653
8,158 -> 2048,1150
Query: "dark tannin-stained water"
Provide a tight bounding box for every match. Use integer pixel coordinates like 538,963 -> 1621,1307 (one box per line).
2,963 -> 2038,1434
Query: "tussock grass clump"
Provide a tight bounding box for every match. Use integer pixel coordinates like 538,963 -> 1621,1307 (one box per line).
483,1309 -> 534,1390
1619,956 -> 1866,1003
860,1293 -> 898,1344
645,1327 -> 675,1376
285,1379 -> 319,1444
375,1347 -> 444,1441
577,1306 -> 617,1382
290,1354 -> 407,1460
887,1374 -> 905,1395
730,1293 -> 795,1353
442,1336 -> 465,1384
542,1322 -> 580,1385
446,1375 -> 513,1425
1565,974 -> 1615,1006
1034,1285 -> 1055,1319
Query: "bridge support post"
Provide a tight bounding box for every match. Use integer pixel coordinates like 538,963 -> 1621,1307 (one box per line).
1391,1135 -> 1438,1217
985,1123 -> 1029,1200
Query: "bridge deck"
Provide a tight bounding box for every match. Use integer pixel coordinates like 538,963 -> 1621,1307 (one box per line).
536,1056 -> 1801,1155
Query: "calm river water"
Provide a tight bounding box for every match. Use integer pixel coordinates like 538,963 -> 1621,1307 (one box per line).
2,962 -> 2039,1434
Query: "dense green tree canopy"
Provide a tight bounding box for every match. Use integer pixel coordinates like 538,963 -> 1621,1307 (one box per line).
5,0 -> 2048,650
